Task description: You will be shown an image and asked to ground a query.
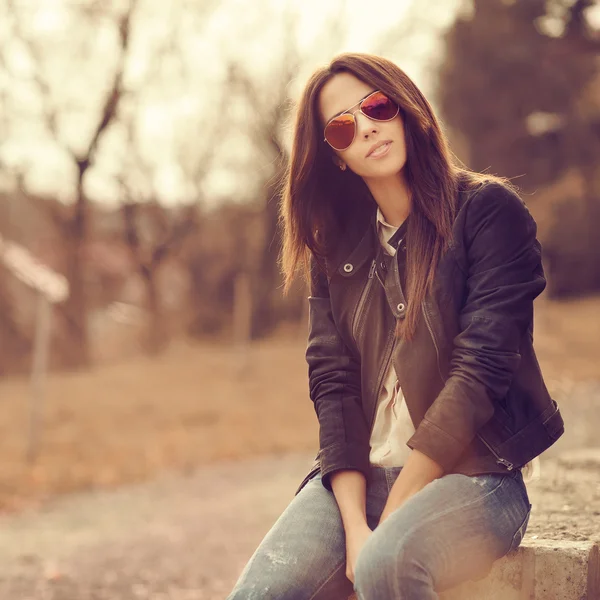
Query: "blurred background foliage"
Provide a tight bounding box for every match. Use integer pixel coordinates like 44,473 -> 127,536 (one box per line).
440,0 -> 600,297
0,0 -> 598,374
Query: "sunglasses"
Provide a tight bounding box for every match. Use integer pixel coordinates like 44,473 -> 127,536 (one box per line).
323,90 -> 399,152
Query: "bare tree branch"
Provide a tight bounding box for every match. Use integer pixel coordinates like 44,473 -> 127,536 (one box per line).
83,0 -> 140,168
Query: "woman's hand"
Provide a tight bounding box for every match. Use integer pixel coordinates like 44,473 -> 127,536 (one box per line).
377,450 -> 444,527
344,521 -> 373,584
329,469 -> 370,583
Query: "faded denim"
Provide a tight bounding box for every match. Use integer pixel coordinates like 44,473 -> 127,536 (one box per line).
226,464 -> 531,600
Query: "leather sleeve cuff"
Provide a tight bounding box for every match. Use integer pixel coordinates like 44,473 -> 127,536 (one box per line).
406,419 -> 466,473
319,442 -> 371,492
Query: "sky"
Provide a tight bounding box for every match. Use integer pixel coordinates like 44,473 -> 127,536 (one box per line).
0,0 -> 460,208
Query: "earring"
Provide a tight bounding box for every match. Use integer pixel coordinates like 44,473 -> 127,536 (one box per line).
339,163 -> 347,171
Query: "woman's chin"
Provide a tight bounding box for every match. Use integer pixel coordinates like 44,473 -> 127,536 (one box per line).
352,152 -> 405,178
359,162 -> 406,181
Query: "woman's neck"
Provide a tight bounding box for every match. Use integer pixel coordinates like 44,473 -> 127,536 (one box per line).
363,170 -> 411,227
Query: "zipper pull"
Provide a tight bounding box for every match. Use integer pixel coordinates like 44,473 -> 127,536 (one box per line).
497,458 -> 515,471
368,259 -> 376,279
477,433 -> 515,471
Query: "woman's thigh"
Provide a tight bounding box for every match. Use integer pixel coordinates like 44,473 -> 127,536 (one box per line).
227,472 -> 354,600
354,471 -> 531,596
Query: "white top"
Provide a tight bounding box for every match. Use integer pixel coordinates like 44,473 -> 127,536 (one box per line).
368,206 -> 540,483
368,207 -> 415,467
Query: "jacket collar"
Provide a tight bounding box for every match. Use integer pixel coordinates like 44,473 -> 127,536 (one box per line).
377,206 -> 409,251
338,206 -> 409,278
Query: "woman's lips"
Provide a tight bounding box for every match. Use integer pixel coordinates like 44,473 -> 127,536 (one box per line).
367,141 -> 392,159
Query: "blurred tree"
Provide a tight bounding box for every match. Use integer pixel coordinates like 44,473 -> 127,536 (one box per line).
0,0 -> 139,366
225,59 -> 297,338
121,201 -> 198,353
184,203 -> 265,338
438,0 -> 600,296
0,0 -> 219,365
114,3 -> 208,354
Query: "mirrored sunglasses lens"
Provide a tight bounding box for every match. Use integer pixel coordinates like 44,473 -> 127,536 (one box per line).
325,114 -> 355,150
362,92 -> 398,120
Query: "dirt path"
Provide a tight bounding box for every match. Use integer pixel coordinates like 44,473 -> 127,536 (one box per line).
0,453 -> 313,600
0,447 -> 599,600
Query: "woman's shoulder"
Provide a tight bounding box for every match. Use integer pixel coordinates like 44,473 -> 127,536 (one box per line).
456,175 -> 531,224
450,175 -> 538,270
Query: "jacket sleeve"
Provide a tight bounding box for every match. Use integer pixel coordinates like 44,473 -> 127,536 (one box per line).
306,256 -> 371,491
407,182 -> 547,471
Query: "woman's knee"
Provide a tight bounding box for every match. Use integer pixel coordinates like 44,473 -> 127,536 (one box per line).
228,557 -> 350,600
353,531 -> 434,597
227,572 -> 306,600
227,477 -> 348,599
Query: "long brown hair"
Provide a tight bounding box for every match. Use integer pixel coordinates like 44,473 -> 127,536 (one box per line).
279,52 -> 513,340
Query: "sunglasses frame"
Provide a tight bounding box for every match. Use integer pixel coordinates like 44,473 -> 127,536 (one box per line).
323,90 -> 400,152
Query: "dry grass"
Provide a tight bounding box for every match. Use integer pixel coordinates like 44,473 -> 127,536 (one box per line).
0,334 -> 317,513
533,293 -> 600,381
0,294 -> 598,513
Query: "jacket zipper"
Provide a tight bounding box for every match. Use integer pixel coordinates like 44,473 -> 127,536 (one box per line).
351,259 -> 377,342
421,300 -> 515,471
476,434 -> 515,470
368,330 -> 396,432
421,302 -> 445,383
368,248 -> 408,431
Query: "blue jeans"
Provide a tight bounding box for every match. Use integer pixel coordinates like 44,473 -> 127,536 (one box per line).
227,465 -> 531,600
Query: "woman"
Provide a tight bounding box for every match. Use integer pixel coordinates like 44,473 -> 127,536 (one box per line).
227,53 -> 564,600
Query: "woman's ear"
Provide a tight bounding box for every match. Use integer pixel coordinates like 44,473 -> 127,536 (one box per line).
332,156 -> 347,171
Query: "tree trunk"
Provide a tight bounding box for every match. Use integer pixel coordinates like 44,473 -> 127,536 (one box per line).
61,172 -> 90,367
142,268 -> 167,354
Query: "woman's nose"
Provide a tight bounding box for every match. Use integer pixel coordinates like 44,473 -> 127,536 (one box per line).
355,111 -> 378,138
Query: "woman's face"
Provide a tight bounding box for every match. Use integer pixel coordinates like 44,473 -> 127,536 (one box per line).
318,72 -> 407,180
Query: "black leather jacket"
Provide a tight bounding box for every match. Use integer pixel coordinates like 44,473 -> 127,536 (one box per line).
295,181 -> 564,495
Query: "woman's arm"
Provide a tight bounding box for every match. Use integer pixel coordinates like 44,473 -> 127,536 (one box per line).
330,469 -> 372,584
330,469 -> 368,528
407,182 -> 547,472
305,256 -> 371,494
306,258 -> 374,582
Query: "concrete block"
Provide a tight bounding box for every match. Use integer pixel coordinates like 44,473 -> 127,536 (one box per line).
440,539 -> 599,600
346,540 -> 598,599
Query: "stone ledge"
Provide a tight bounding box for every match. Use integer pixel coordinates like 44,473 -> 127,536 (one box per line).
440,539 -> 599,600
347,540 -> 598,600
